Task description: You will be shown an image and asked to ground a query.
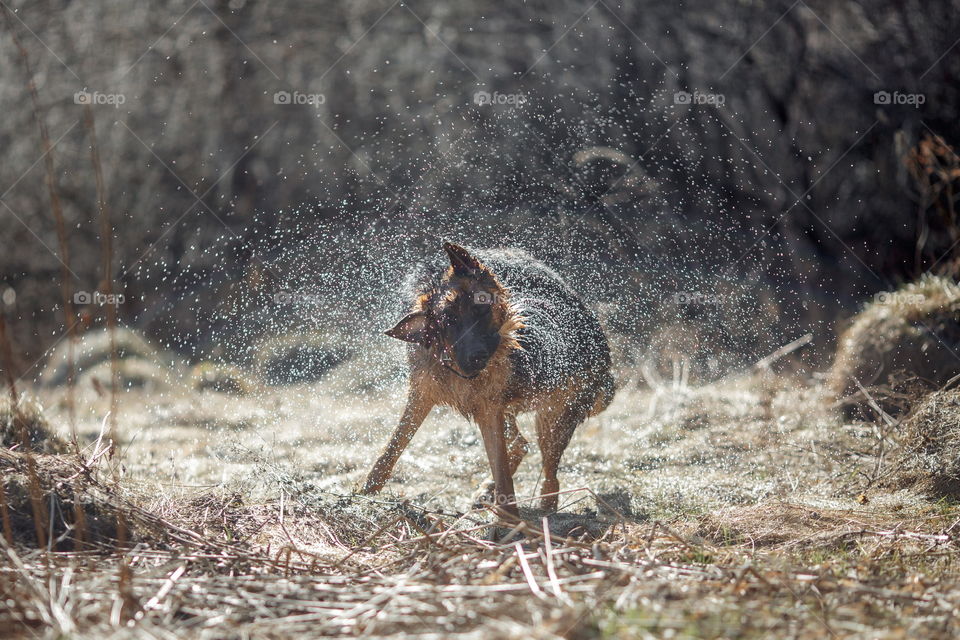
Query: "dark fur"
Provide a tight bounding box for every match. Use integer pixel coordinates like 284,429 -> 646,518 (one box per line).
362,243 -> 615,517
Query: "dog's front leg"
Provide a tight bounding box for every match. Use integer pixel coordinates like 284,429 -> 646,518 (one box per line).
477,411 -> 520,520
361,390 -> 433,494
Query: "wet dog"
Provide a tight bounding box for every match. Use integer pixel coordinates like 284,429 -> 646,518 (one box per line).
361,242 -> 614,518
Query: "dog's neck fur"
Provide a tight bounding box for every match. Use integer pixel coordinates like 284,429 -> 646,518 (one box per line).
409,282 -> 525,419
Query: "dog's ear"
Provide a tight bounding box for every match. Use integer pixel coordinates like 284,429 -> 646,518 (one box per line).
385,311 -> 432,346
443,242 -> 483,276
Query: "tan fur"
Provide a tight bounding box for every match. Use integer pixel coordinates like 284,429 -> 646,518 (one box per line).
362,244 -> 611,520
415,280 -> 522,415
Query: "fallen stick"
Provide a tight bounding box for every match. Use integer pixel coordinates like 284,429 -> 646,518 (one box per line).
753,333 -> 813,370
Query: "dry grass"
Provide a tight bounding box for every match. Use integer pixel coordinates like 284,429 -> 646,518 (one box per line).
2,369 -> 960,638
830,275 -> 960,415
0,447 -> 124,549
190,362 -> 255,395
41,327 -> 172,388
885,389 -> 960,497
0,395 -> 67,454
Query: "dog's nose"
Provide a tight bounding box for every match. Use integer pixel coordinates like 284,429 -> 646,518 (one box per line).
468,352 -> 488,369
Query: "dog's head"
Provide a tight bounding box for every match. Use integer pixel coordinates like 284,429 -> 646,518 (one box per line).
386,242 -> 521,377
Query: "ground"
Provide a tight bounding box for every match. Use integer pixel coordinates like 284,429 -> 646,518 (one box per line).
3,363 -> 960,638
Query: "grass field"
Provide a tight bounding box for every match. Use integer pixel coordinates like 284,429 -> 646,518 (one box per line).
3,361 -> 959,639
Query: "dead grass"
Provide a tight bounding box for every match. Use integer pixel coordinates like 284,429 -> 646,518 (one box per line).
190,361 -> 255,395
4,472 -> 959,638
0,395 -> 67,453
830,274 -> 960,415
3,371 -> 960,638
885,389 -> 960,497
0,447 -> 123,548
254,330 -> 354,385
41,327 -> 170,388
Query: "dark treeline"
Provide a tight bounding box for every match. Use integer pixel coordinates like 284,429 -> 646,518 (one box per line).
1,0 -> 958,371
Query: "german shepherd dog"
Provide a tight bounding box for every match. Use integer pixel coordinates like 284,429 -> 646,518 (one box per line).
361,243 -> 614,518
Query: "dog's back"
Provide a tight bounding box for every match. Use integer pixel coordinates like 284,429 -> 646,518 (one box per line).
466,248 -> 614,415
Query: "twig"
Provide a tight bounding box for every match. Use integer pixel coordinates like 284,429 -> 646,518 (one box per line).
2,5 -> 78,438
514,542 -> 546,599
753,333 -> 813,370
83,103 -> 119,444
541,516 -> 571,604
136,564 -> 187,619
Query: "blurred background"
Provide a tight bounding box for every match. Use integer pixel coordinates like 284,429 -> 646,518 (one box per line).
1,0 -> 959,385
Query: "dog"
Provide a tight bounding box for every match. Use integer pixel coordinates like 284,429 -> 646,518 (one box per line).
361,242 -> 615,518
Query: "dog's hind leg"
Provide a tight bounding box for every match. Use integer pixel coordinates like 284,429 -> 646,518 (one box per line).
536,401 -> 589,513
361,390 -> 433,494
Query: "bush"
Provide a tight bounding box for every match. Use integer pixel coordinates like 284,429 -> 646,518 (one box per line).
830,275 -> 960,415
41,328 -> 171,387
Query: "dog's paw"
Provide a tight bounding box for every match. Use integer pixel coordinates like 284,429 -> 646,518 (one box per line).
471,477 -> 495,509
